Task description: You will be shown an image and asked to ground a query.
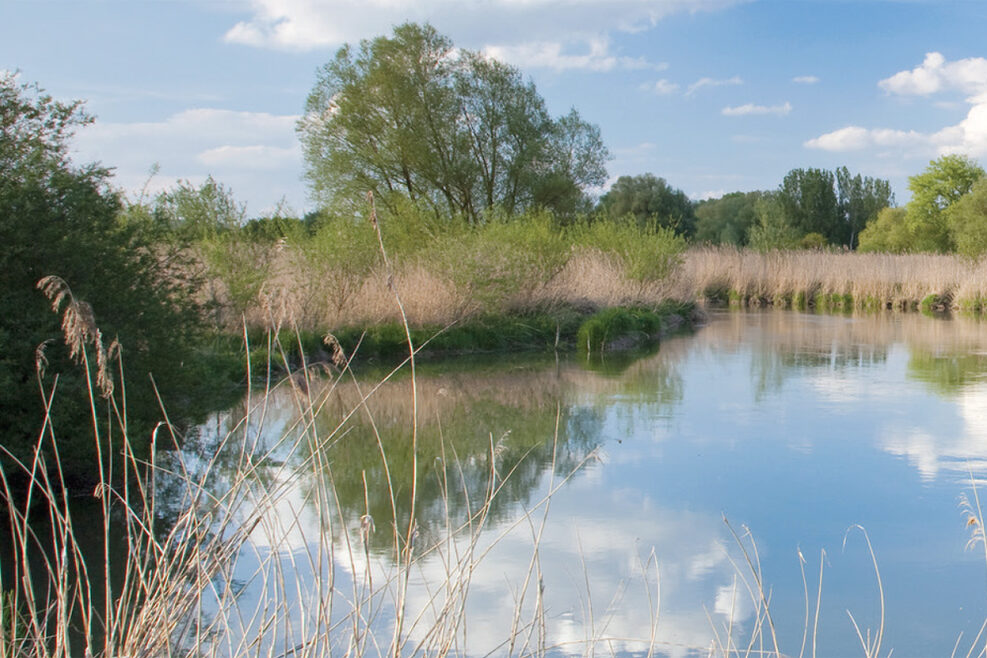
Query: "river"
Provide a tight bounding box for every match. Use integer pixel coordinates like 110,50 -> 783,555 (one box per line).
170,309 -> 987,657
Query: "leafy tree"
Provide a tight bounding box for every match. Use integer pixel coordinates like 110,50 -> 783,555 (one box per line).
299,22 -> 609,223
777,168 -> 841,243
0,74 -> 227,491
906,154 -> 985,252
597,173 -> 696,236
694,191 -> 764,245
748,193 -> 801,250
835,166 -> 894,249
857,207 -> 910,252
947,177 -> 987,258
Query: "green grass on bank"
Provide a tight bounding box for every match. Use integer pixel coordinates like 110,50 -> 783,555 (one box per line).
236,301 -> 696,376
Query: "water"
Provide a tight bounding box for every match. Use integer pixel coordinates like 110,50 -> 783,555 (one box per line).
184,309 -> 987,656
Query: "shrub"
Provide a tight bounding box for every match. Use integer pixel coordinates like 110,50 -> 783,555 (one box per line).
948,178 -> 987,259
577,306 -> 665,353
0,74 -> 226,491
571,217 -> 686,282
435,209 -> 571,313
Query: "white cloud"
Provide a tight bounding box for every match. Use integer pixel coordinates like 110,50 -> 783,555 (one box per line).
72,108 -> 304,215
639,78 -> 680,95
807,54 -> 987,158
220,0 -> 746,52
686,75 -> 742,96
793,75 -> 819,85
804,126 -> 926,152
198,144 -> 301,170
721,101 -> 791,117
694,188 -> 727,201
879,52 -> 987,97
484,38 -> 663,72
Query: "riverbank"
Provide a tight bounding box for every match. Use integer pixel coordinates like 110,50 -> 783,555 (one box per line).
239,300 -> 699,374
674,247 -> 987,312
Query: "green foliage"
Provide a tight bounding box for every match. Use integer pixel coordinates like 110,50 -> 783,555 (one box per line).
241,214 -> 308,244
571,217 -> 686,281
201,232 -> 276,321
146,176 -> 246,242
857,207 -> 911,252
753,166 -> 893,248
778,168 -> 840,242
300,212 -> 380,317
377,196 -> 466,258
694,191 -> 763,245
299,22 -> 608,224
748,193 -> 801,250
906,154 -> 985,252
597,173 -> 696,236
836,166 -> 894,249
0,74 -> 231,490
798,232 -> 828,249
576,306 -> 665,353
436,210 -> 571,311
331,309 -> 588,360
947,177 -> 987,259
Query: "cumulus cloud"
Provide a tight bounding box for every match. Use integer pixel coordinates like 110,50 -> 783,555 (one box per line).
685,75 -> 742,96
879,52 -> 987,97
639,79 -> 680,95
72,108 -> 304,215
219,0 -> 746,56
804,126 -> 927,152
807,54 -> 987,158
793,75 -> 819,85
721,101 -> 791,117
484,38 -> 663,72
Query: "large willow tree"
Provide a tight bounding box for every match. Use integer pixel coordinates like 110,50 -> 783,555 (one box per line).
298,22 -> 609,222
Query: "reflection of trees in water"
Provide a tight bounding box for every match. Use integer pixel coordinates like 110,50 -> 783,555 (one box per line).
908,350 -> 987,393
169,349 -> 688,563
689,309 -> 987,399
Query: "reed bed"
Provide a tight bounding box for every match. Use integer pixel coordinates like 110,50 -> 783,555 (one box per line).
209,240 -> 987,338
674,247 -> 987,312
224,248 -> 684,333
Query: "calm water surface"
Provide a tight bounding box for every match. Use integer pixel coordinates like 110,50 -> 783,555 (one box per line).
192,309 -> 987,656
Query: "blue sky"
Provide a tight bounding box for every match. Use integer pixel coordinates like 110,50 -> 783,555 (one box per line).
5,0 -> 987,216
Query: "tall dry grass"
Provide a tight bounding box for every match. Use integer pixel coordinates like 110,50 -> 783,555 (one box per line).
209,247 -> 685,332
675,247 -> 987,310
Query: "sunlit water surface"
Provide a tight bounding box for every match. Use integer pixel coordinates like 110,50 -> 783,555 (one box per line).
190,309 -> 987,657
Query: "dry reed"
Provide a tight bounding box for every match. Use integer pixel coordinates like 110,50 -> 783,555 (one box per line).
674,247 -> 987,311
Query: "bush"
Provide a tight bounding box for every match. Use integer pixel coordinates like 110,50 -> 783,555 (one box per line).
434,209 -> 571,312
577,306 -> 665,353
949,178 -> 987,259
857,206 -> 911,253
571,217 -> 685,282
299,212 -> 380,320
0,74 -> 226,491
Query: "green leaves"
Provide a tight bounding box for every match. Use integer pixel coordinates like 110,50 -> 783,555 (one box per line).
906,154 -> 985,252
597,173 -> 695,236
298,22 -> 609,224
0,75 -> 231,490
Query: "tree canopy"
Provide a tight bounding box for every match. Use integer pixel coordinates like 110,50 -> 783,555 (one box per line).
694,191 -> 764,245
597,173 -> 696,236
298,22 -> 609,223
0,74 -> 229,490
907,154 -> 985,252
858,154 -> 984,253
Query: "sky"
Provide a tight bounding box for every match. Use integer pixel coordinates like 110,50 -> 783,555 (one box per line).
5,0 -> 987,216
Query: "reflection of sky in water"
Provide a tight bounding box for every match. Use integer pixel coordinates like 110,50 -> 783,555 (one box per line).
192,310 -> 987,657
